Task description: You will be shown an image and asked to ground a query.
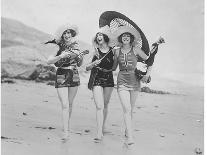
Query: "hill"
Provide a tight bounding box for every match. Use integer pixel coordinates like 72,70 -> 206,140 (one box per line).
1,17 -> 93,80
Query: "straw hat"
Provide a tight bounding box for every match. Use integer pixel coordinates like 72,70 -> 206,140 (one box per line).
54,23 -> 79,40
93,25 -> 116,47
113,25 -> 142,47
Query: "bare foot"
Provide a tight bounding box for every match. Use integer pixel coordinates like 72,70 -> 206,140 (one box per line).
125,129 -> 128,138
124,137 -> 135,146
102,128 -> 111,135
94,133 -> 103,143
61,131 -> 69,142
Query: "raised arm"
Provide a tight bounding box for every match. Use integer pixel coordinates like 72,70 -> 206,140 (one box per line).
134,46 -> 149,61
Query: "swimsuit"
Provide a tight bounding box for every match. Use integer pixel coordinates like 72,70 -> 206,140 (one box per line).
88,47 -> 114,90
55,42 -> 80,88
117,47 -> 141,91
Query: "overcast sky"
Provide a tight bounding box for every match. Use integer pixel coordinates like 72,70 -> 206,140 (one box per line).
1,0 -> 204,76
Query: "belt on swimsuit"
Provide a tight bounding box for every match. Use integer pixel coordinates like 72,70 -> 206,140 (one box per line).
60,66 -> 76,70
120,69 -> 134,72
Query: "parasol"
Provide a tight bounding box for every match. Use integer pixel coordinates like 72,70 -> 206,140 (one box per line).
99,11 -> 150,55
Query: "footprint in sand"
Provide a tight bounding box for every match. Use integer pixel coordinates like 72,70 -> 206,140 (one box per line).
159,133 -> 165,138
84,129 -> 90,133
22,112 -> 27,115
34,126 -> 56,130
1,136 -> 22,144
111,124 -> 119,127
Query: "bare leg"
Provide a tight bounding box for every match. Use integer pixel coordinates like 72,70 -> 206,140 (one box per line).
130,90 -> 138,120
57,87 -> 70,139
93,86 -> 104,139
124,91 -> 139,137
67,86 -> 78,131
103,87 -> 113,132
118,90 -> 134,144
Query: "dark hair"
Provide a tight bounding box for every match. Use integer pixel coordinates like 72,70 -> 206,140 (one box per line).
118,32 -> 135,44
94,33 -> 110,45
61,29 -> 76,40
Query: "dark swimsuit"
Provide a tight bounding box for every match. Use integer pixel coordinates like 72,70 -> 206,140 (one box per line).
89,47 -> 114,89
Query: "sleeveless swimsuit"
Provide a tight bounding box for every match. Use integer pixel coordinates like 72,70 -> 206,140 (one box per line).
89,47 -> 114,89
117,47 -> 141,91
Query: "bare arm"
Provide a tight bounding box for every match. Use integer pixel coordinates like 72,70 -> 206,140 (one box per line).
112,49 -> 119,71
134,46 -> 149,61
47,51 -> 70,65
85,49 -> 100,71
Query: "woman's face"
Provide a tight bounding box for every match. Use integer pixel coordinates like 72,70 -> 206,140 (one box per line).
96,33 -> 105,44
62,30 -> 73,42
121,33 -> 131,45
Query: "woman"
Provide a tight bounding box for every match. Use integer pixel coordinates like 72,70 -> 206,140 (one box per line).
86,26 -> 115,141
112,26 -> 149,145
47,24 -> 83,141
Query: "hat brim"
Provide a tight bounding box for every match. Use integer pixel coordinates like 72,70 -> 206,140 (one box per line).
55,24 -> 79,40
113,26 -> 142,47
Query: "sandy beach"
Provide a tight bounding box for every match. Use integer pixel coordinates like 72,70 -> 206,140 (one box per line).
1,76 -> 203,155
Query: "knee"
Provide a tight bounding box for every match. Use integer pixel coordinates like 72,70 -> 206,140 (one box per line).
96,103 -> 104,111
122,105 -> 131,113
62,102 -> 69,110
104,102 -> 109,110
69,103 -> 73,108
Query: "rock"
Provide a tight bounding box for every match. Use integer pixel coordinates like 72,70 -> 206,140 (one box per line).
46,81 -> 55,86
1,78 -> 16,84
141,86 -> 170,94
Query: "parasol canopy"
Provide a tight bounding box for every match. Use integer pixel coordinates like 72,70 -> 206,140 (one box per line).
99,11 -> 150,55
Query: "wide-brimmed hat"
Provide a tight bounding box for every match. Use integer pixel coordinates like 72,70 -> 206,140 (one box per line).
113,25 -> 142,47
54,24 -> 79,40
93,25 -> 116,47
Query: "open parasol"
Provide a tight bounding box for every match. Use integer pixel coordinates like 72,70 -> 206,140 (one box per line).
99,11 -> 150,55
99,11 -> 165,83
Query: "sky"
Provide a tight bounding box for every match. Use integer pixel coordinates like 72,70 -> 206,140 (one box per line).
1,0 -> 204,77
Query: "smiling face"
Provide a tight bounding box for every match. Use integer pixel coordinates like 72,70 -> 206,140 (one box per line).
96,33 -> 105,44
62,30 -> 72,42
118,32 -> 135,45
121,33 -> 131,44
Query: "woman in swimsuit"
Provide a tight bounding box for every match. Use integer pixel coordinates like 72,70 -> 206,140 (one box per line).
47,24 -> 83,141
86,26 -> 115,141
112,26 -> 149,145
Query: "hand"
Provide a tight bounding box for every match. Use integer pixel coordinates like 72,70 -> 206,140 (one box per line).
96,67 -> 111,72
157,37 -> 165,44
75,55 -> 83,61
59,51 -> 71,59
141,75 -> 151,83
93,60 -> 101,66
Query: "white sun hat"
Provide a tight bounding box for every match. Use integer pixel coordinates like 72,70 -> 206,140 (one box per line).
113,25 -> 142,47
54,23 -> 79,40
